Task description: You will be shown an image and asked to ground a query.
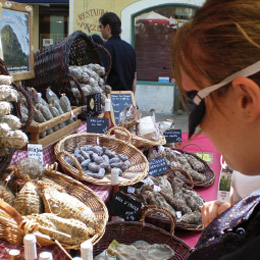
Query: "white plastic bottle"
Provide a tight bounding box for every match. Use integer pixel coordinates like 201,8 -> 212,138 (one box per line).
80,240 -> 93,260
23,234 -> 37,260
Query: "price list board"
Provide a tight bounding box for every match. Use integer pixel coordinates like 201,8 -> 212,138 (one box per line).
108,91 -> 136,125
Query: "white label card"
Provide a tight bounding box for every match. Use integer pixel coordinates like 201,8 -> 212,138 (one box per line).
153,185 -> 161,192
127,186 -> 135,194
176,211 -> 182,219
27,144 -> 43,165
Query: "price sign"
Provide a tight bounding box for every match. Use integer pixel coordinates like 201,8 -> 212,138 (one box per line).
149,157 -> 169,176
108,191 -> 141,221
86,117 -> 109,133
27,144 -> 43,165
164,129 -> 182,143
108,91 -> 136,125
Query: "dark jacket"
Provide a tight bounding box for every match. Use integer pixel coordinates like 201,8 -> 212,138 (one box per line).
103,36 -> 136,91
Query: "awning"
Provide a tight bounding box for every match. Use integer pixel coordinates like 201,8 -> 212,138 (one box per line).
136,11 -> 170,25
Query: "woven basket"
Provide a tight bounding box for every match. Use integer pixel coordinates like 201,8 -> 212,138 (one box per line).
54,133 -> 149,186
0,164 -> 108,253
141,199 -> 205,232
107,126 -> 166,148
128,169 -> 204,231
170,148 -> 215,187
93,207 -> 191,260
22,30 -> 111,106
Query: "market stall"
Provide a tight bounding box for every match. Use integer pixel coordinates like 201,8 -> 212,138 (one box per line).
0,23 -> 222,259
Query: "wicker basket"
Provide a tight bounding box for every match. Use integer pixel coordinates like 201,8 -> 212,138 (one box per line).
170,148 -> 215,187
107,126 -> 166,148
54,133 -> 149,186
22,30 -> 111,106
140,201 -> 204,232
93,207 -> 191,260
0,164 -> 108,252
125,169 -> 205,231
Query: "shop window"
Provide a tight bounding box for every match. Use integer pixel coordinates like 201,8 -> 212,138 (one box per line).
39,4 -> 68,49
134,6 -> 197,82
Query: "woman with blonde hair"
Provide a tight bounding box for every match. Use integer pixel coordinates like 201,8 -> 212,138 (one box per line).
171,0 -> 260,259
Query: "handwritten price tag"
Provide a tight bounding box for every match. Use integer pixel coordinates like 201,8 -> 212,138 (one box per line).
149,158 -> 169,176
164,129 -> 182,143
87,117 -> 109,133
27,144 -> 43,165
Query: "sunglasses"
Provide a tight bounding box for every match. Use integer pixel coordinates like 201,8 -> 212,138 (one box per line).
186,60 -> 260,138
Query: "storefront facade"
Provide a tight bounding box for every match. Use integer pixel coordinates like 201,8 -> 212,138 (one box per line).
11,0 -> 205,113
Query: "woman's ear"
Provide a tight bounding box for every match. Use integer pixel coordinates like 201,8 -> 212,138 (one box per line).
232,77 -> 260,122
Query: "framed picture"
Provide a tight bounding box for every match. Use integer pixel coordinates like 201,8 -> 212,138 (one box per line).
0,0 -> 34,81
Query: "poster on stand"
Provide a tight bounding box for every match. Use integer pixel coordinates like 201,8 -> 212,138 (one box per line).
0,0 -> 34,81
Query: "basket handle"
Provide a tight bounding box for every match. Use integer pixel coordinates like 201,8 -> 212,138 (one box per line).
93,43 -> 112,79
106,126 -> 132,143
45,162 -> 58,173
56,151 -> 85,178
178,143 -> 204,159
139,205 -> 176,236
163,168 -> 194,190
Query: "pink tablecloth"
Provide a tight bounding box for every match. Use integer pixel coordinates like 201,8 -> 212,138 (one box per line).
175,133 -> 221,248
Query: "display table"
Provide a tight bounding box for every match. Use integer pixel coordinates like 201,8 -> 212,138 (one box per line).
7,122 -> 221,257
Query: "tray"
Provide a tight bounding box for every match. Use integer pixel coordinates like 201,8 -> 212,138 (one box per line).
26,106 -> 82,148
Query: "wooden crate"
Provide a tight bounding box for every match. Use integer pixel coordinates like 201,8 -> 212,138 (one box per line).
26,107 -> 82,148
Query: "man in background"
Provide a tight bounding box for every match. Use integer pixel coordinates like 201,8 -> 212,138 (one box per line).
99,12 -> 137,93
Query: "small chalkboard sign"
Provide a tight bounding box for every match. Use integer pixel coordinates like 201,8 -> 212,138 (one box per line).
108,91 -> 136,125
164,129 -> 182,143
149,157 -> 170,177
108,191 -> 141,221
86,117 -> 109,133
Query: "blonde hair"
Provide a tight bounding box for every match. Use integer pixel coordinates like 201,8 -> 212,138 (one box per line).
171,0 -> 260,98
